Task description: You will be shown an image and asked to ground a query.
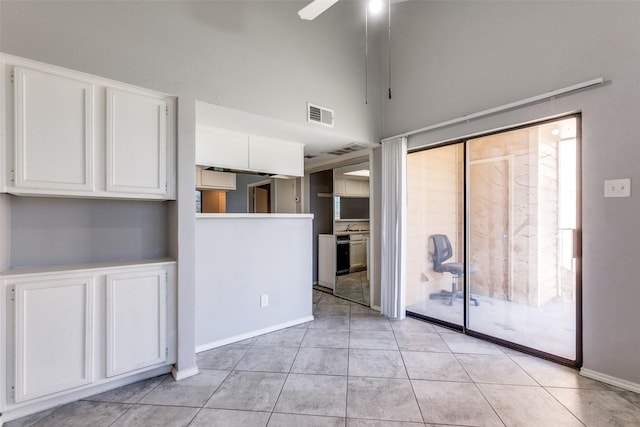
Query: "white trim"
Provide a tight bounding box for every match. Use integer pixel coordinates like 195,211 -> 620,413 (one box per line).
196,213 -> 314,219
195,315 -> 314,353
1,365 -> 171,423
580,368 -> 640,394
382,77 -> 604,143
170,365 -> 199,381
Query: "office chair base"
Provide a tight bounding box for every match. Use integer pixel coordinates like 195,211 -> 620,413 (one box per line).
429,289 -> 480,306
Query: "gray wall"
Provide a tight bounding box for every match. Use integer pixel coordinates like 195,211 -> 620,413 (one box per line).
225,173 -> 268,213
195,216 -> 312,348
0,1 -> 381,376
385,1 -> 640,383
10,197 -> 169,267
0,0 -> 382,144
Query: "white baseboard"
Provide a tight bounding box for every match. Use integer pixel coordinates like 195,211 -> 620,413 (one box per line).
1,365 -> 172,423
171,365 -> 199,381
580,368 -> 640,393
195,315 -> 314,353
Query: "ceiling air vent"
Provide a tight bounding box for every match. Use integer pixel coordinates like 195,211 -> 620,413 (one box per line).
307,103 -> 334,128
325,143 -> 369,156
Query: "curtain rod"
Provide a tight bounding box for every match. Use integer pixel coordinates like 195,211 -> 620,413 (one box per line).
381,77 -> 604,143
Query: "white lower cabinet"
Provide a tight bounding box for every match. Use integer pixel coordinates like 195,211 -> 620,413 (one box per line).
350,239 -> 366,270
13,275 -> 95,402
1,260 -> 175,415
106,267 -> 166,377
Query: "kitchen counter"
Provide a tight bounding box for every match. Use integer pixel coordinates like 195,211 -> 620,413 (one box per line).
197,213 -> 313,219
334,231 -> 370,236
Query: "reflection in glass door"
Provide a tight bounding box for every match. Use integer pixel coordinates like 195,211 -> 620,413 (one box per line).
406,115 -> 580,363
467,116 -> 579,361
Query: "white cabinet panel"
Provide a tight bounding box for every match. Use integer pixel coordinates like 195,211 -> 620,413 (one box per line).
13,276 -> 94,402
196,168 -> 236,190
318,235 -> 335,289
249,135 -> 303,177
196,127 -> 249,170
195,126 -> 304,177
350,240 -> 366,269
106,88 -> 167,195
344,179 -> 369,197
106,267 -> 166,377
334,178 -> 346,196
14,67 -> 93,192
4,55 -> 176,200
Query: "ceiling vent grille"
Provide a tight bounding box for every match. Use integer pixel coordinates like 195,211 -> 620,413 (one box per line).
325,143 -> 369,156
307,103 -> 334,128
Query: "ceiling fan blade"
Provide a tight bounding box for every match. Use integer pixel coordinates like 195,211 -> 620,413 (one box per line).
298,0 -> 340,20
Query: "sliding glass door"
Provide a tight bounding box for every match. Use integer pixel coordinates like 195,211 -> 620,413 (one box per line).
406,142 -> 465,327
406,115 -> 581,364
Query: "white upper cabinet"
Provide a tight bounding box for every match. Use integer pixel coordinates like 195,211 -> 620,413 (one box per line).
106,88 -> 168,196
2,54 -> 176,200
335,177 -> 369,197
14,67 -> 94,192
334,177 -> 346,196
196,167 -> 236,191
249,135 -> 303,177
195,125 -> 304,177
196,126 -> 249,171
345,178 -> 369,197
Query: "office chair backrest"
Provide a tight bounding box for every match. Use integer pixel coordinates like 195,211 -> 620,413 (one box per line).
431,234 -> 453,268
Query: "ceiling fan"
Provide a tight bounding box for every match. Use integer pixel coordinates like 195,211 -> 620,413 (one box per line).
298,0 -> 384,21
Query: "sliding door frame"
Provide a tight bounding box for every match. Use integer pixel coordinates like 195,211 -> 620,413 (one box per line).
406,113 -> 583,368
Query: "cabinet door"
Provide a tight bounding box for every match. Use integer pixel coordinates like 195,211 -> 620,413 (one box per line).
106,88 -> 168,196
249,135 -> 304,177
106,267 -> 166,377
350,241 -> 366,269
361,180 -> 370,197
14,67 -> 94,192
199,169 -> 236,190
334,178 -> 346,196
13,276 -> 94,402
196,127 -> 249,170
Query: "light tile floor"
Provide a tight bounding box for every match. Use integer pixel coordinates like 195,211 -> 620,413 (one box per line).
6,290 -> 640,426
407,293 -> 576,359
334,271 -> 370,306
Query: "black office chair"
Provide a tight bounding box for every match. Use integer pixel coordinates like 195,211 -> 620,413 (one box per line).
428,234 -> 479,306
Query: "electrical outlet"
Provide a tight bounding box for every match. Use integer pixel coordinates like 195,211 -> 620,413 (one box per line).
604,178 -> 631,198
260,294 -> 269,308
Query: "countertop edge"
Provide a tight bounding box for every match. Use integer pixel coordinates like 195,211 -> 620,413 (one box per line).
196,213 -> 314,219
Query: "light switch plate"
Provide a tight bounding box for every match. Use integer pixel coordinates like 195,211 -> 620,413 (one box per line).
604,178 -> 631,198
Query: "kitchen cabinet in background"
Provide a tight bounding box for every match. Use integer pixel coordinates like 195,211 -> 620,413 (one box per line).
349,234 -> 366,270
196,168 -> 236,191
318,234 -> 335,289
334,177 -> 369,197
195,125 -> 304,177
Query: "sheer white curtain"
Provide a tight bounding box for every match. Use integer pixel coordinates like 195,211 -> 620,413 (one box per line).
381,137 -> 407,319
